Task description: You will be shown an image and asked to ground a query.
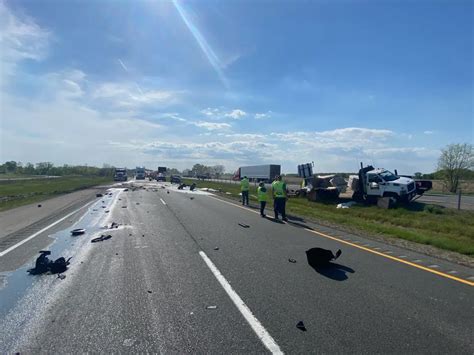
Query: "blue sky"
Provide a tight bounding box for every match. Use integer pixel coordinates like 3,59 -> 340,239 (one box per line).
1,0 -> 472,173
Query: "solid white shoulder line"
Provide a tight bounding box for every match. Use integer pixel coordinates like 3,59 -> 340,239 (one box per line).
199,251 -> 283,354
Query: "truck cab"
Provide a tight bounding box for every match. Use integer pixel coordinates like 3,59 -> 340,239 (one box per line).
364,168 -> 417,202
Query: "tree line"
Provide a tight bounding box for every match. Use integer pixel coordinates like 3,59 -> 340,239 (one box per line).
0,161 -> 115,177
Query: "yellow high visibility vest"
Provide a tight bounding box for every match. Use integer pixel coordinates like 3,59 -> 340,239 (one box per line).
257,186 -> 268,202
272,181 -> 286,198
240,178 -> 249,191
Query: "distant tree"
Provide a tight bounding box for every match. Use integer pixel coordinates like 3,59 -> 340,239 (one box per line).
211,165 -> 225,178
36,162 -> 54,175
5,161 -> 17,173
414,172 -> 423,179
191,164 -> 208,176
24,162 -> 36,175
438,143 -> 473,193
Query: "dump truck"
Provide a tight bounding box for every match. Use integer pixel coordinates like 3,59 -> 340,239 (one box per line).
233,164 -> 281,182
113,168 -> 127,182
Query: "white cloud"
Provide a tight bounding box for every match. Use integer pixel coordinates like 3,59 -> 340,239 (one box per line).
92,83 -> 176,107
255,112 -> 271,120
200,107 -> 220,116
424,130 -> 434,135
0,1 -> 51,64
193,121 -> 231,131
225,109 -> 247,119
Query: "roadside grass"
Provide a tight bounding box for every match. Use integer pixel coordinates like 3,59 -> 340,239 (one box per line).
0,176 -> 112,211
185,179 -> 474,256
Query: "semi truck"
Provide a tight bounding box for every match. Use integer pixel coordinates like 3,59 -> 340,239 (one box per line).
135,167 -> 146,180
233,164 -> 281,182
113,168 -> 128,182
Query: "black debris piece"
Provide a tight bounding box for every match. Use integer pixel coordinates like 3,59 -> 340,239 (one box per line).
190,183 -> 197,191
306,248 -> 342,266
288,258 -> 297,263
57,274 -> 66,280
296,321 -> 307,331
178,183 -> 186,190
71,228 -> 86,236
96,193 -> 103,197
214,247 -> 219,250
147,290 -> 153,294
110,222 -> 119,229
167,191 -> 170,194
238,223 -> 250,228
129,233 -> 132,236
91,234 -> 112,243
102,200 -> 105,203
108,193 -> 113,196
190,197 -> 194,200
124,188 -> 129,192
142,234 -> 145,237
116,253 -> 119,256
136,202 -> 140,205
122,206 -> 127,208
118,198 -> 122,201
37,204 -> 42,208
27,251 -> 72,275
101,206 -> 106,208
105,210 -> 110,213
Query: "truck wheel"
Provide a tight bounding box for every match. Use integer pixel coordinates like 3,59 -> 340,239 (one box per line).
383,192 -> 400,205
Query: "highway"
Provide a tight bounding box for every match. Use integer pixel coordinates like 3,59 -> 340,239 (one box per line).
0,180 -> 473,353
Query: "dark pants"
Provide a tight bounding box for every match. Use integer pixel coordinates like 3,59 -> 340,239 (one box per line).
242,191 -> 249,205
274,198 -> 286,219
259,201 -> 266,216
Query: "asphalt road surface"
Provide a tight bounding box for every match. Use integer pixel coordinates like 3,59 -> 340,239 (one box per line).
0,180 -> 473,353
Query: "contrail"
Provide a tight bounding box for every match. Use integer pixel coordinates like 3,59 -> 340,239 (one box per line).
117,58 -> 129,72
172,0 -> 229,89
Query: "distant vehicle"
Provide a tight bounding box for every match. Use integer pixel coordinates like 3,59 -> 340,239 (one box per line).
113,168 -> 127,181
233,165 -> 281,182
156,173 -> 166,182
158,166 -> 167,174
196,174 -> 210,180
170,175 -> 182,184
135,167 -> 146,180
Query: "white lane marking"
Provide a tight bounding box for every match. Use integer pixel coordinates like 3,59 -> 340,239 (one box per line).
160,198 -> 167,205
199,251 -> 283,354
0,200 -> 95,258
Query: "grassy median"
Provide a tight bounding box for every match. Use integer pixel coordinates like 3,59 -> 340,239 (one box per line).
0,176 -> 112,211
186,179 -> 474,256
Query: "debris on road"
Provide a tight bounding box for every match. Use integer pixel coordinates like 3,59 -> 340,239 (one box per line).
91,234 -> 112,243
71,228 -> 86,236
147,290 -> 153,294
122,206 -> 127,208
110,222 -> 119,229
190,197 -> 195,200
96,193 -> 103,197
136,202 -> 140,205
306,248 -> 342,266
190,183 -> 197,191
288,258 -> 297,263
238,223 -> 250,228
296,321 -> 307,331
57,274 -> 66,280
27,251 -> 72,275
37,204 -> 42,208
167,191 -> 170,194
124,188 -> 129,192
206,305 -> 217,310
105,210 -> 110,213
214,247 -> 219,250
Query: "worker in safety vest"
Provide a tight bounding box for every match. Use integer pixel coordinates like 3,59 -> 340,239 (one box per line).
240,176 -> 250,206
271,175 -> 288,221
257,182 -> 268,217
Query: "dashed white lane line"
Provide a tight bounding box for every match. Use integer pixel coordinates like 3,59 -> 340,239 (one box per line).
160,198 -> 167,205
199,251 -> 283,355
0,200 -> 95,258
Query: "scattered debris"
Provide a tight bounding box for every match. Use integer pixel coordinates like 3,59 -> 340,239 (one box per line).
91,234 -> 112,243
37,204 -> 42,208
190,197 -> 195,200
96,193 -> 103,197
129,233 -> 132,236
167,191 -> 170,194
71,228 -> 86,236
118,198 -> 122,201
178,183 -> 186,190
108,193 -> 113,196
306,248 -> 342,266
27,251 -> 72,275
206,305 -> 217,310
57,274 -> 66,280
136,202 -> 140,205
116,253 -> 119,255
147,290 -> 153,294
102,206 -> 106,209
105,210 -> 110,213
190,183 -> 197,191
142,234 -> 145,237
336,201 -> 357,209
124,188 -> 129,192
238,223 -> 250,228
110,222 -> 119,229
122,206 -> 127,208
214,247 -> 219,250
288,258 -> 297,263
296,321 -> 307,331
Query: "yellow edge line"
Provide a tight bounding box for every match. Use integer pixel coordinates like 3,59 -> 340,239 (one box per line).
208,196 -> 474,287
